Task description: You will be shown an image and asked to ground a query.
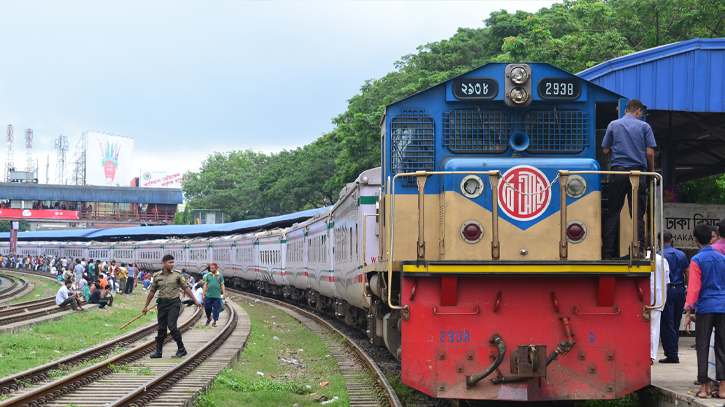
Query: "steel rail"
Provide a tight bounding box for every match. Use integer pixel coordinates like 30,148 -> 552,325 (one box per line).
0,296 -> 55,310
0,307 -> 202,406
110,303 -> 237,406
0,303 -> 73,326
230,289 -> 403,407
0,274 -> 18,294
0,275 -> 27,301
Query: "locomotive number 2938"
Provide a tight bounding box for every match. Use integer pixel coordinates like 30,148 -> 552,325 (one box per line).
440,330 -> 471,343
537,77 -> 582,100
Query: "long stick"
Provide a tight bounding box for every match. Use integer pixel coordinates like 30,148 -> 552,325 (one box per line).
119,304 -> 157,330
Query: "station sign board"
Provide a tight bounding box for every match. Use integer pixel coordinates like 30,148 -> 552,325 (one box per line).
140,169 -> 184,188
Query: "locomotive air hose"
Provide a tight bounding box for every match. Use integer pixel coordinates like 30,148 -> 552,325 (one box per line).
465,334 -> 505,388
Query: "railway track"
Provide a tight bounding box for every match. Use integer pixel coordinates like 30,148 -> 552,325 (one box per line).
0,270 -> 82,326
0,299 -> 243,407
229,288 -> 403,407
0,274 -> 29,302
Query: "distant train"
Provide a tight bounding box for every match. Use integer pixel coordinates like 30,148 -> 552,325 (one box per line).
1,63 -> 664,402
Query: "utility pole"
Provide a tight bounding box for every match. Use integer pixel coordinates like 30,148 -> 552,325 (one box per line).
46,155 -> 49,184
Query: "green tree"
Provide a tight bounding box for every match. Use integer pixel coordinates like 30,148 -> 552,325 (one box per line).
678,175 -> 725,204
0,221 -> 31,233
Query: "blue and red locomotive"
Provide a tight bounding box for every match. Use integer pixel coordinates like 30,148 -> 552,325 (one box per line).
377,62 -> 663,401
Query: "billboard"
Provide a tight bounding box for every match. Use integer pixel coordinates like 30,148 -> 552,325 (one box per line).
85,131 -> 134,186
140,170 -> 184,188
0,209 -> 79,220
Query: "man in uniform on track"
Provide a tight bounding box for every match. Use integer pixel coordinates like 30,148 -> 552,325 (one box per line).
142,255 -> 202,358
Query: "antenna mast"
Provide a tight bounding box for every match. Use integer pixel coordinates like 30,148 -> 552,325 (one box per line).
54,135 -> 68,185
5,125 -> 13,182
25,128 -> 33,175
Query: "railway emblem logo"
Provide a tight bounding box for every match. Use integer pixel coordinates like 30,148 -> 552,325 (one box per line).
498,165 -> 551,221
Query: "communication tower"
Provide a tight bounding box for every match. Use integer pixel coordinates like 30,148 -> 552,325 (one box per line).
25,129 -> 33,175
71,132 -> 86,185
4,125 -> 13,182
45,155 -> 49,184
54,135 -> 68,185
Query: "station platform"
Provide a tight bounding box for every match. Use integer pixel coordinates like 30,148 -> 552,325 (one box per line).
653,336 -> 722,407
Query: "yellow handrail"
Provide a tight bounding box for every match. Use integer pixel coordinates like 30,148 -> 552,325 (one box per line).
562,170 -> 665,317
387,170 -> 501,309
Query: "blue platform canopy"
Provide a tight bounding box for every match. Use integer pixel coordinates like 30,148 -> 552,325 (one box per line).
0,206 -> 331,241
579,38 -> 725,184
0,183 -> 183,204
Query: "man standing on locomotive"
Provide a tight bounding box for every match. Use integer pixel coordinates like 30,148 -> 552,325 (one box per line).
601,99 -> 657,260
657,231 -> 689,364
142,255 -> 202,358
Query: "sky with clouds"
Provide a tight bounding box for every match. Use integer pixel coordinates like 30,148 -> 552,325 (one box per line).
0,1 -> 557,186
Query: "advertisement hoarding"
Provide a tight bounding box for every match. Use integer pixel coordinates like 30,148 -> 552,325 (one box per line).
140,170 -> 184,188
85,131 -> 134,186
0,209 -> 79,220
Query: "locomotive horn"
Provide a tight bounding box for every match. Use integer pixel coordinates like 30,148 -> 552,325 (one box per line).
509,131 -> 530,152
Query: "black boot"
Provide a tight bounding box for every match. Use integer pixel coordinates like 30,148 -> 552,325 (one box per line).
149,342 -> 163,358
172,340 -> 187,358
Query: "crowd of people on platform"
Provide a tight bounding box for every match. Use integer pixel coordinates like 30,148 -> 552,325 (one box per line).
650,222 -> 725,399
39,258 -> 227,328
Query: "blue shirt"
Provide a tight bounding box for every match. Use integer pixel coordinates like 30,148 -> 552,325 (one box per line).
660,244 -> 688,285
691,246 -> 725,314
127,265 -> 135,278
602,114 -> 656,169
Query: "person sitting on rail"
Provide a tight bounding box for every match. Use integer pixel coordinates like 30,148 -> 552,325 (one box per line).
93,274 -> 109,291
143,274 -> 152,290
77,275 -> 88,292
182,283 -> 203,307
56,280 -> 85,312
89,282 -> 114,309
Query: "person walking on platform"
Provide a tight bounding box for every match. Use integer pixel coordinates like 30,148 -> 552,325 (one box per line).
142,255 -> 202,358
658,231 -> 690,363
108,260 -> 120,292
685,224 -> 725,398
601,99 -> 657,260
125,263 -> 136,294
202,263 -> 226,327
73,259 -> 84,290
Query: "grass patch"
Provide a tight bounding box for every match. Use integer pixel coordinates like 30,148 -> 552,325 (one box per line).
387,374 -> 421,406
8,276 -> 59,304
199,300 -> 348,407
579,392 -> 641,407
0,291 -> 156,377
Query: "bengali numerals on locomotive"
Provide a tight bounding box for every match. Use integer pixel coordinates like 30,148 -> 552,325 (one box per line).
452,78 -> 499,100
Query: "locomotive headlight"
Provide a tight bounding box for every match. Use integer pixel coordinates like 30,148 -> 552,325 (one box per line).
509,87 -> 529,104
510,66 -> 529,84
461,220 -> 484,244
565,175 -> 587,198
565,220 -> 587,244
460,175 -> 484,199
